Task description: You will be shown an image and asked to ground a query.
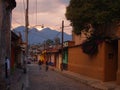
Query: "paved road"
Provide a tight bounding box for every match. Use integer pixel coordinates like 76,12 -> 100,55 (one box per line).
27,64 -> 97,90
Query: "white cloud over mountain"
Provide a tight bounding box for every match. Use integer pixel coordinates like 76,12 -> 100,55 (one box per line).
12,0 -> 71,34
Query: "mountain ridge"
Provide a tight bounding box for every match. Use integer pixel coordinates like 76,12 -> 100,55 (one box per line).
13,26 -> 72,45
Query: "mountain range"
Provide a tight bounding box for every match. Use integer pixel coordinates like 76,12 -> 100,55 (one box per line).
13,26 -> 72,45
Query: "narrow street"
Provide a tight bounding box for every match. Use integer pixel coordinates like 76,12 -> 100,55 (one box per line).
27,64 -> 97,90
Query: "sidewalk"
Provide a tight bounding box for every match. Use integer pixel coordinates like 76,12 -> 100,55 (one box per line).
10,68 -> 28,90
50,67 -> 120,90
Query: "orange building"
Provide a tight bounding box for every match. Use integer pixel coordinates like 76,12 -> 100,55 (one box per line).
68,41 -> 118,81
68,32 -> 120,84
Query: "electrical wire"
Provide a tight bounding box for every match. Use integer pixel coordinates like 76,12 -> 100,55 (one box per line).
23,0 -> 26,14
12,17 -> 23,26
12,0 -> 26,27
36,0 -> 37,25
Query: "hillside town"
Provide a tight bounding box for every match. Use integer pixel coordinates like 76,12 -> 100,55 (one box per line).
1,0 -> 120,90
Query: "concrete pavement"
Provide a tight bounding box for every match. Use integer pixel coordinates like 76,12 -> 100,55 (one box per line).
10,68 -> 28,90
10,64 -> 120,90
27,64 -> 96,90
51,67 -> 120,90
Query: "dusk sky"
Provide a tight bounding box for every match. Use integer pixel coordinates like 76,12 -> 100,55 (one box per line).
12,0 -> 72,34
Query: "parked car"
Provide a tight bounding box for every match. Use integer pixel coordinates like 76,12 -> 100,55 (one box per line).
49,62 -> 54,66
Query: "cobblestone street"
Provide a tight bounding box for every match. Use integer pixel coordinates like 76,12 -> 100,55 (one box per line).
27,64 -> 97,90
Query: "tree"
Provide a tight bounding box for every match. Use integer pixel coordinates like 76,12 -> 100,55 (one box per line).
45,39 -> 54,48
66,0 -> 120,36
46,39 -> 54,45
66,0 -> 120,55
5,0 -> 16,10
54,37 -> 60,45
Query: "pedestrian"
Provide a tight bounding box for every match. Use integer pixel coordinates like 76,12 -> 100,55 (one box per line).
60,63 -> 63,71
5,56 -> 10,89
38,60 -> 42,70
45,60 -> 49,71
5,57 -> 10,78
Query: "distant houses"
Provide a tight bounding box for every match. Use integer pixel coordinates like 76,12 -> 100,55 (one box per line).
34,28 -> 120,85
12,24 -> 120,85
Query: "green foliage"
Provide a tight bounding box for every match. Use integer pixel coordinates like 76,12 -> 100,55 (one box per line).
81,35 -> 104,55
66,0 -> 120,34
54,37 -> 60,45
81,38 -> 98,55
5,0 -> 16,10
45,39 -> 54,46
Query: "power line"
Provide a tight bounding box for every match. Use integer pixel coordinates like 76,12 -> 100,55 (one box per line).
12,17 -> 23,26
36,0 -> 37,25
12,0 -> 26,27
23,0 -> 26,14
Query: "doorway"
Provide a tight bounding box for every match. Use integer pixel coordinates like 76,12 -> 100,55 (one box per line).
105,40 -> 118,81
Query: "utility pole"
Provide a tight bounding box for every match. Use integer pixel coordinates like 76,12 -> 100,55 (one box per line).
24,0 -> 29,73
62,20 -> 64,54
61,20 -> 64,71
25,0 -> 29,52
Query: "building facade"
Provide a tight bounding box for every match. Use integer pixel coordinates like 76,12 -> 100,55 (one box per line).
117,40 -> 120,84
0,0 -> 16,89
68,29 -> 120,84
68,41 -> 118,81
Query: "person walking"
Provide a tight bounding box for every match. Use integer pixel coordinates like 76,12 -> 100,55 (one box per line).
38,60 -> 42,70
45,60 -> 49,71
60,63 -> 63,71
5,57 -> 10,89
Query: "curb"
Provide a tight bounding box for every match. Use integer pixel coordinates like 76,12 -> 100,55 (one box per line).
10,69 -> 28,90
50,67 -> 119,90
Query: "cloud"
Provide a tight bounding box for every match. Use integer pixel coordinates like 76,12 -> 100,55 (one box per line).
14,0 -> 70,14
58,0 -> 70,5
29,0 -> 69,14
12,0 -> 72,34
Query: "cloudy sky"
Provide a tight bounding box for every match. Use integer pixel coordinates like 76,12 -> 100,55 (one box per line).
12,0 -> 72,34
